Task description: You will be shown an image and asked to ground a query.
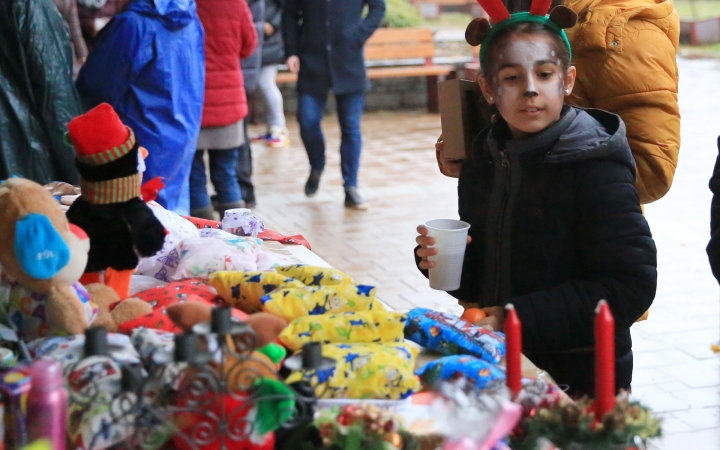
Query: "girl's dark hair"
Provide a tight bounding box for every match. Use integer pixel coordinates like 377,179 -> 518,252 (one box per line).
481,21 -> 571,80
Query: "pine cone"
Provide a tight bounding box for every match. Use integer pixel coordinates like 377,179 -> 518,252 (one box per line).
560,403 -> 583,428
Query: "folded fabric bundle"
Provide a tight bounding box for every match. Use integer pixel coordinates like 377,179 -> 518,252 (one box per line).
0,270 -> 98,340
279,310 -> 407,351
415,355 -> 506,390
261,284 -> 381,322
117,279 -> 247,334
274,264 -> 356,286
209,271 -> 304,314
286,342 -> 420,400
404,308 -> 506,364
28,333 -> 144,449
136,229 -> 289,283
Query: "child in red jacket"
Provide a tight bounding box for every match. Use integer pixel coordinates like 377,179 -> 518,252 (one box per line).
190,0 -> 258,219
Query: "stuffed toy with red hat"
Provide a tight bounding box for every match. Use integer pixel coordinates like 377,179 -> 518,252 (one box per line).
65,103 -> 166,299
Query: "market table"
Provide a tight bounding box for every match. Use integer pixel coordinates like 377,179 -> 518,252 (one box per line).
265,240 -> 555,381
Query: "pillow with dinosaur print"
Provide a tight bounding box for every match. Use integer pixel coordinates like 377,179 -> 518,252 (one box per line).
274,265 -> 356,286
286,342 -> 420,400
279,310 -> 407,351
208,271 -> 304,314
261,284 -> 381,322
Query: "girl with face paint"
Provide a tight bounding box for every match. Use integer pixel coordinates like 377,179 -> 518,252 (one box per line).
415,19 -> 657,397
479,30 -> 576,139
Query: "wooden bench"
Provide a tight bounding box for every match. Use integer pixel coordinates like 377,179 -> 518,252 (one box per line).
275,28 -> 456,112
410,0 -> 477,18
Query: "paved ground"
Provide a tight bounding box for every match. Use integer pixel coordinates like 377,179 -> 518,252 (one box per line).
248,57 -> 720,449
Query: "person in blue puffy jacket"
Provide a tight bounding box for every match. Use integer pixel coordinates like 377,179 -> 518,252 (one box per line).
76,0 -> 205,215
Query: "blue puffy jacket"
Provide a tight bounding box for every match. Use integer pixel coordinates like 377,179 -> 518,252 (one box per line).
76,0 -> 205,215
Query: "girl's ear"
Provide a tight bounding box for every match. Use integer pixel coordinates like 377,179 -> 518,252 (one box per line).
564,66 -> 577,97
477,74 -> 496,105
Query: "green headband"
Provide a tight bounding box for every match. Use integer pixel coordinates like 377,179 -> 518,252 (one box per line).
479,12 -> 572,71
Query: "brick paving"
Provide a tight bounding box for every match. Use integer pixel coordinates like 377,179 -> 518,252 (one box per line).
248,57 -> 720,449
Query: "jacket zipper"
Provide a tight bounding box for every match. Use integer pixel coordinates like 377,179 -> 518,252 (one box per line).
494,149 -> 511,304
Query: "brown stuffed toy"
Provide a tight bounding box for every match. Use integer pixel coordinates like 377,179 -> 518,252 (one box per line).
0,178 -> 151,339
167,303 -> 288,385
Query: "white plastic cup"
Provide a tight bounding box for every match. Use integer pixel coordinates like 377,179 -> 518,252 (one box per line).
424,219 -> 471,291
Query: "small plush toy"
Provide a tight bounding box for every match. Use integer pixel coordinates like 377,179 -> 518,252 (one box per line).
0,179 -> 151,338
65,103 -> 166,299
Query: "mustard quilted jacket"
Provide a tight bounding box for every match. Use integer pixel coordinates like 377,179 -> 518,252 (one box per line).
565,0 -> 680,204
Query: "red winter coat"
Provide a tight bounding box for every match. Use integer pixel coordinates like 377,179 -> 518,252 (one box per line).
197,0 -> 258,127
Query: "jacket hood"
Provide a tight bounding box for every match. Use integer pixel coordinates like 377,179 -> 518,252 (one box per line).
479,107 -> 636,172
129,0 -> 196,30
545,107 -> 635,171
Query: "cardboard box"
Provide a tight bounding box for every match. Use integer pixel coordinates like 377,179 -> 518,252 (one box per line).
438,78 -> 487,161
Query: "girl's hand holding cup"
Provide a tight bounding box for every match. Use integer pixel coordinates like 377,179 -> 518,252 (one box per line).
416,221 -> 471,291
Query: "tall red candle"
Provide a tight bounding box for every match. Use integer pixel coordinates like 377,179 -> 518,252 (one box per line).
505,304 -> 522,399
595,300 -> 615,420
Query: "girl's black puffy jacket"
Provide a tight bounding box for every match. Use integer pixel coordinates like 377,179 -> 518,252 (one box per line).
419,106 -> 657,395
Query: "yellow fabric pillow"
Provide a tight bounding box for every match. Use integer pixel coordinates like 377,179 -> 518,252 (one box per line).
208,271 -> 303,313
279,311 -> 407,351
274,264 -> 355,286
261,284 -> 382,322
287,342 -> 419,400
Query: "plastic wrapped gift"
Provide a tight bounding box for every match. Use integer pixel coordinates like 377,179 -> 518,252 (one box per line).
222,208 -> 265,238
432,380 -> 521,450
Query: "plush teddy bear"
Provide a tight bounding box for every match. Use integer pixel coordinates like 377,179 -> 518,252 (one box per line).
0,178 -> 152,339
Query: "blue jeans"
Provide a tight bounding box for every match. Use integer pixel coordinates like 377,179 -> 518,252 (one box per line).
297,91 -> 364,188
189,148 -> 243,210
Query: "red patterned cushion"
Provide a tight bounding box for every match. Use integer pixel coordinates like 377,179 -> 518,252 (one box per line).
182,216 -> 222,230
117,279 -> 247,334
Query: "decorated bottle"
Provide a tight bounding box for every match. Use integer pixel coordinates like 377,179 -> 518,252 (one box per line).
26,359 -> 67,450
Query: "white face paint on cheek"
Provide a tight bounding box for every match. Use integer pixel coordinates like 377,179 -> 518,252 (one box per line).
494,38 -> 559,101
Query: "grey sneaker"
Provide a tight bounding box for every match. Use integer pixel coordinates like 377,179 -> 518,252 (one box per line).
305,169 -> 322,197
190,205 -> 216,220
344,187 -> 366,210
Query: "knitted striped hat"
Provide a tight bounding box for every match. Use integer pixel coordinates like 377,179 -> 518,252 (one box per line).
67,103 -> 143,205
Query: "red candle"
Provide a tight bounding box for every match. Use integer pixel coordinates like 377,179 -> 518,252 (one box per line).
595,300 -> 615,420
505,304 -> 522,399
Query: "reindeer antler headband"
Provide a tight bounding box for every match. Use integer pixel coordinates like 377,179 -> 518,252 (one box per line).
467,0 -> 578,69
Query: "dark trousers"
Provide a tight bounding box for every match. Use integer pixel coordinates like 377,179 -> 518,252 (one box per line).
297,91 -> 364,188
237,119 -> 255,204
527,350 -> 633,398
189,148 -> 243,210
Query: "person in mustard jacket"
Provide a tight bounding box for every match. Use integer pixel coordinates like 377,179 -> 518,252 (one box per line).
438,0 -> 680,205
